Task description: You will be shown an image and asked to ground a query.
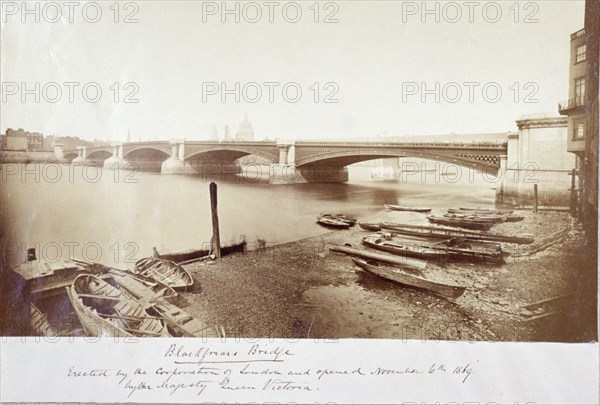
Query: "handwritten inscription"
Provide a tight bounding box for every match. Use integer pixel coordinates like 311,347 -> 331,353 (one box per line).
65,343 -> 477,399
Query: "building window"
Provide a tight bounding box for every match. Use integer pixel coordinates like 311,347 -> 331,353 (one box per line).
574,122 -> 585,140
576,45 -> 586,63
575,77 -> 585,105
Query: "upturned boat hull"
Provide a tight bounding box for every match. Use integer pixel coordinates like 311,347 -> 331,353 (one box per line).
317,217 -> 352,229
358,222 -> 381,231
385,204 -> 432,212
321,214 -> 357,224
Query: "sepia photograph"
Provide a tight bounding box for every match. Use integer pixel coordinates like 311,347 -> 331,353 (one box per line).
0,0 -> 598,403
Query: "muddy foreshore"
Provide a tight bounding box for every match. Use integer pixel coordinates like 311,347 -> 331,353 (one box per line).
180,210 -> 597,342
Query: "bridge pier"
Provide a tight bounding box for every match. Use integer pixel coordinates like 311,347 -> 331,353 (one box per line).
71,146 -> 88,165
188,161 -> 243,178
161,141 -> 197,175
53,143 -> 65,162
269,164 -> 349,184
103,143 -> 131,170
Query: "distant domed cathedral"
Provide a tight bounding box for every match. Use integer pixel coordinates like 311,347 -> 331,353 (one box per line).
235,113 -> 255,141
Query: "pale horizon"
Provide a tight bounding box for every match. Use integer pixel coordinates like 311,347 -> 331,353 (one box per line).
1,1 -> 586,141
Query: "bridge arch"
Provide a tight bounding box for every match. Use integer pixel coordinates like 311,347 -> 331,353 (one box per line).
63,152 -> 79,162
122,147 -> 171,172
295,149 -> 501,175
123,146 -> 171,160
87,150 -> 113,161
184,146 -> 278,163
124,147 -> 170,160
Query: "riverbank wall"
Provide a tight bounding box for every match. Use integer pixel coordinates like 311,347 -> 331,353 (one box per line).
496,115 -> 576,208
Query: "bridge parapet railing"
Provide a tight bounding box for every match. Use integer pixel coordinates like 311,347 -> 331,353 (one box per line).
295,141 -> 508,148
64,139 -> 508,155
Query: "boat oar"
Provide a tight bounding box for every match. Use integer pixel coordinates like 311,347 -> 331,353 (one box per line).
96,311 -> 166,322
121,327 -> 163,337
178,254 -> 213,265
71,258 -> 91,266
76,293 -> 121,301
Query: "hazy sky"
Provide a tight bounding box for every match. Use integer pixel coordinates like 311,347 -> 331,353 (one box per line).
0,1 -> 585,141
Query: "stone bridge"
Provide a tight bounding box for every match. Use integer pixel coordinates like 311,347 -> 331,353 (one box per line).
59,140 -> 507,184
62,139 -> 508,184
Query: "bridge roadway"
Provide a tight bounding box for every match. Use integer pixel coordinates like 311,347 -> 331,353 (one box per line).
62,139 -> 509,184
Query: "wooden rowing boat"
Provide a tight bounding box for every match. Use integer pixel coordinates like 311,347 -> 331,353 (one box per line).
363,234 -> 503,264
361,236 -> 449,260
427,215 -> 495,230
134,258 -> 194,291
104,269 -> 225,338
358,222 -> 381,231
352,258 -> 466,299
447,209 -> 524,222
443,213 -> 506,223
317,216 -> 352,229
30,303 -> 55,336
379,223 -> 535,244
398,235 -> 503,263
449,208 -> 514,215
384,204 -> 431,212
67,274 -> 171,337
158,241 -> 247,263
321,213 -> 357,225
459,207 -> 514,214
329,244 -> 427,270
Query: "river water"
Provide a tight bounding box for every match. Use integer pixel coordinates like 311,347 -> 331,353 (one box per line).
1,163 -> 499,268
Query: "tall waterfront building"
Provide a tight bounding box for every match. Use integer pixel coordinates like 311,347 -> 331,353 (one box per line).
583,0 -> 598,237
559,28 -> 588,164
559,0 -> 598,235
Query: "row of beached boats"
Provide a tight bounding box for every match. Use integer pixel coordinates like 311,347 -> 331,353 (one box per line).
361,234 -> 505,264
427,208 -> 525,230
358,222 -> 534,244
327,207 -> 533,300
67,272 -> 173,337
330,244 -> 466,300
61,241 -> 247,337
383,205 -> 525,230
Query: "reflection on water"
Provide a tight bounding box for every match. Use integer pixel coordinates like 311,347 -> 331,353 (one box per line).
1,163 -> 496,268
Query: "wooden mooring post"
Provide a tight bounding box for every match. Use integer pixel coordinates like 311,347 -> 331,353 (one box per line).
569,168 -> 578,217
209,182 -> 221,258
533,184 -> 538,213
